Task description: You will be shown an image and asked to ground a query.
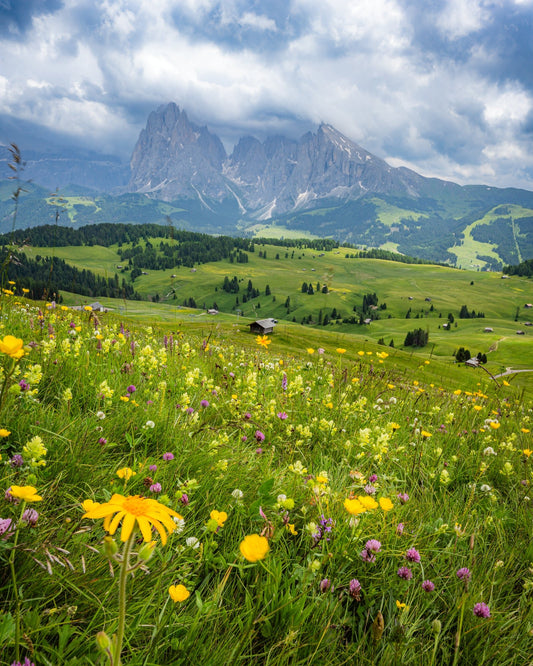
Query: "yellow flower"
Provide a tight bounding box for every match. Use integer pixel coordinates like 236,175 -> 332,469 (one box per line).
521,428 -> 530,433
307,348 -> 315,354
8,281 -> 15,285
358,495 -> 378,510
0,428 -> 11,437
239,534 -> 270,562
473,405 -> 482,411
379,497 -> 394,512
0,335 -> 25,359
169,584 -> 190,603
357,351 -> 365,356
503,380 -> 510,387
421,430 -> 432,438
83,493 -> 182,545
344,498 -> 367,515
22,288 -> 29,294
210,510 -> 228,527
82,499 -> 100,513
489,422 -> 501,430
387,384 -> 395,389
336,348 -> 346,354
9,485 -> 42,502
116,467 -> 137,481
390,422 -> 400,431
84,305 -> 93,311
256,335 -> 271,348
287,523 -> 298,535
396,600 -> 409,611
523,449 -> 532,458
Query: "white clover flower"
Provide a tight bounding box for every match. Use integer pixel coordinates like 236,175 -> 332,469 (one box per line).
186,537 -> 200,549
96,411 -> 106,420
231,489 -> 243,500
145,420 -> 155,429
480,484 -> 492,492
173,517 -> 185,534
483,446 -> 496,456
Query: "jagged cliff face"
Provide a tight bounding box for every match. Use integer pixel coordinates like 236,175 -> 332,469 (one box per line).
129,103 -> 228,200
127,102 -> 440,216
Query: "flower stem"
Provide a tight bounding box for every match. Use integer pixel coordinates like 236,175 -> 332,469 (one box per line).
113,533 -> 135,666
9,500 -> 27,663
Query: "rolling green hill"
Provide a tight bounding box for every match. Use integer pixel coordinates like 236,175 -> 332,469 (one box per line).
9,227 -> 533,376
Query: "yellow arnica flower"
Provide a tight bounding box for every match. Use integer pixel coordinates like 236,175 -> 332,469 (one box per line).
358,495 -> 378,510
0,335 -> 25,359
421,430 -> 432,438
0,428 -> 11,437
344,498 -> 367,515
210,510 -> 228,527
379,497 -> 394,512
489,422 -> 501,429
239,534 -> 270,562
117,467 -> 136,481
83,494 -> 183,545
307,348 -> 315,354
169,584 -> 190,603
336,348 -> 346,354
82,499 -> 100,513
256,335 -> 271,348
10,485 -> 42,502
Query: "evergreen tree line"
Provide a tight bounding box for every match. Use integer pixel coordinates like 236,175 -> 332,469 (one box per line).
1,250 -> 141,301
504,257 -> 533,277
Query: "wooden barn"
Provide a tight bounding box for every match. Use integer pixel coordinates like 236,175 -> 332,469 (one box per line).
249,318 -> 277,335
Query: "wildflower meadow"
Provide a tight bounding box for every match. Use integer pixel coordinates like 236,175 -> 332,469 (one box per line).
0,293 -> 532,665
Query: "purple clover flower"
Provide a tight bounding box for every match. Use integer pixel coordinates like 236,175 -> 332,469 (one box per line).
369,474 -> 378,483
0,517 -> 14,539
473,602 -> 491,618
200,399 -> 209,408
397,492 -> 410,504
397,566 -> 413,580
319,578 -> 332,592
162,452 -> 174,461
422,580 -> 435,592
149,483 -> 162,493
98,438 -> 107,445
255,430 -> 265,443
405,548 -> 421,563
349,579 -> 362,598
364,484 -> 376,495
365,539 -> 381,553
360,549 -> 376,563
10,454 -> 24,467
126,385 -> 136,394
180,493 -> 189,505
282,373 -> 288,391
277,411 -> 288,420
21,509 -> 39,526
457,567 -> 471,581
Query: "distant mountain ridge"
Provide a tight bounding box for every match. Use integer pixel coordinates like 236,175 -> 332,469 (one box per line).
126,102 -> 459,217
2,102 -> 533,269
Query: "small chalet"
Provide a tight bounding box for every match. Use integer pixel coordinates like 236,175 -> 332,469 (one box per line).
484,327 -> 494,333
249,318 -> 277,335
465,358 -> 480,367
363,318 -> 372,325
516,330 -> 525,335
525,304 -> 532,309
207,309 -> 218,315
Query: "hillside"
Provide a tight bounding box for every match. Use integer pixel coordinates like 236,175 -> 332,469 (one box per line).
5,224 -> 533,375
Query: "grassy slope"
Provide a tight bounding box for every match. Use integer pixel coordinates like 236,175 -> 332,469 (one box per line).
23,241 -> 533,376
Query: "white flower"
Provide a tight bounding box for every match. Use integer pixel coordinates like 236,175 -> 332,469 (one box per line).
172,517 -> 185,534
96,411 -> 106,420
145,420 -> 155,429
186,537 -> 200,549
483,446 -> 496,456
480,484 -> 492,492
231,488 -> 243,500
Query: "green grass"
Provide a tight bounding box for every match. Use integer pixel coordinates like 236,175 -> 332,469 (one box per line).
26,241 -> 533,373
0,293 -> 532,665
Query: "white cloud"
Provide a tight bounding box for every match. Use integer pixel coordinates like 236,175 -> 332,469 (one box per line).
483,87 -> 532,127
437,0 -> 490,39
238,12 -> 277,31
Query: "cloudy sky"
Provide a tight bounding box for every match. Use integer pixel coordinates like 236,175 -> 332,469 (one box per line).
1,0 -> 533,189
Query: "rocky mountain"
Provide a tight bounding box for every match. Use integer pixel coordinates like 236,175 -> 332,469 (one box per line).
127,103 -> 457,218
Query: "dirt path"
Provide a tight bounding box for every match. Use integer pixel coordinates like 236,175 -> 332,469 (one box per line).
493,368 -> 533,378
